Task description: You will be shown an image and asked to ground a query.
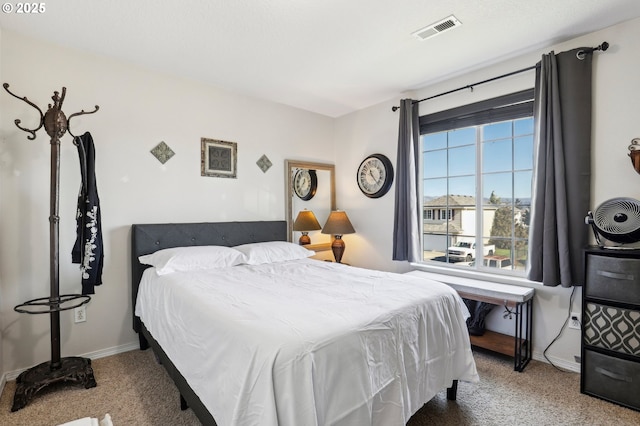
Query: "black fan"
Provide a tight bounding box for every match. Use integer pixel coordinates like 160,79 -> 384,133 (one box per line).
585,197 -> 640,248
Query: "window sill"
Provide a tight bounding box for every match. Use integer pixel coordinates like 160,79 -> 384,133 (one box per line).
408,261 -> 539,289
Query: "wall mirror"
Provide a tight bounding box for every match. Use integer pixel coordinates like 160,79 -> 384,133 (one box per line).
285,160 -> 336,251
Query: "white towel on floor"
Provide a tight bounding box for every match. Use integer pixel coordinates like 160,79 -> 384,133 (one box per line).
58,413 -> 112,426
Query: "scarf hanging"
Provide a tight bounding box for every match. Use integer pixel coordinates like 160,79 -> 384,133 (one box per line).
71,131 -> 104,295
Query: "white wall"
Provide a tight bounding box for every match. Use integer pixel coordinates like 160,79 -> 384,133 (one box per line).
0,30 -> 334,374
334,17 -> 640,368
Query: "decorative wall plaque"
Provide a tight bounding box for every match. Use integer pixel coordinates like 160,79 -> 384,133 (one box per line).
150,141 -> 175,164
201,138 -> 237,178
256,154 -> 272,173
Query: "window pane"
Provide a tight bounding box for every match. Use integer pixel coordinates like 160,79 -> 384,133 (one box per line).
483,121 -> 512,140
514,171 -> 532,200
514,117 -> 534,136
448,127 -> 475,147
424,150 -> 447,178
423,192 -> 453,262
449,176 -> 475,198
483,139 -> 512,173
514,241 -> 528,271
424,132 -> 447,150
514,136 -> 533,170
422,232 -> 451,262
487,205 -> 514,239
424,178 -> 446,199
448,145 -> 475,176
483,172 -> 512,205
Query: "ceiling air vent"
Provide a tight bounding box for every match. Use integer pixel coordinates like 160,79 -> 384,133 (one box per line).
412,15 -> 462,41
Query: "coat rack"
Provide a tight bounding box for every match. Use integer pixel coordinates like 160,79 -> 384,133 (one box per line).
3,83 -> 99,411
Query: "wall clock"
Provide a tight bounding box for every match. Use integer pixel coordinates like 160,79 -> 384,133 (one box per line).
357,154 -> 394,198
293,169 -> 318,201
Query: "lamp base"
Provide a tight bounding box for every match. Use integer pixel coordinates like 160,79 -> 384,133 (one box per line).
331,235 -> 345,263
298,232 -> 310,245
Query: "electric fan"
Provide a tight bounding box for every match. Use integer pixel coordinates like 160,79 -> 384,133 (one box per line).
585,197 -> 640,248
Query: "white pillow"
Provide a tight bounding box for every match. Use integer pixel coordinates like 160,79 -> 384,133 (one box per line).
138,245 -> 247,275
234,241 -> 314,265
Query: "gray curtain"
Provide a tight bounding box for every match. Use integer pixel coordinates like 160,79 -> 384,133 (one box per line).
527,48 -> 593,287
393,99 -> 422,262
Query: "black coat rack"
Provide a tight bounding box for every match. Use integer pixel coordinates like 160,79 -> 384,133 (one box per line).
3,83 -> 99,411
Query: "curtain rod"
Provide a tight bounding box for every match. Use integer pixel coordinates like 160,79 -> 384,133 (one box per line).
391,41 -> 609,112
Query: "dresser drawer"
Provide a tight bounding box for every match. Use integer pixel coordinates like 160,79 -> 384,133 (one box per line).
583,349 -> 640,410
584,303 -> 640,356
585,254 -> 640,304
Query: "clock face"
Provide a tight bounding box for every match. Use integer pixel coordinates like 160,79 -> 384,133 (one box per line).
293,169 -> 317,201
357,154 -> 394,198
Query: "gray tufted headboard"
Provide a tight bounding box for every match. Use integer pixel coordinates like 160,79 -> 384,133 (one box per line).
131,221 -> 287,333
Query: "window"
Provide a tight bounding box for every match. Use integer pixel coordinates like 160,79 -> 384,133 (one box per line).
440,209 -> 454,220
419,89 -> 534,274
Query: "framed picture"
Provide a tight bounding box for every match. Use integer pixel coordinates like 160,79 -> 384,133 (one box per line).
201,138 -> 237,178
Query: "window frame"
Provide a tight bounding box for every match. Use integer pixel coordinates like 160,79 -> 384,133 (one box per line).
418,89 -> 534,277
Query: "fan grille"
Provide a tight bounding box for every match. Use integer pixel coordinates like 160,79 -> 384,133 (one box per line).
593,198 -> 640,242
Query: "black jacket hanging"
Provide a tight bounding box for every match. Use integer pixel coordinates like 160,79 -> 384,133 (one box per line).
72,132 -> 104,295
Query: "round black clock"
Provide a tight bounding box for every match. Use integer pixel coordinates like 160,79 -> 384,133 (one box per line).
357,154 -> 394,198
293,169 -> 318,201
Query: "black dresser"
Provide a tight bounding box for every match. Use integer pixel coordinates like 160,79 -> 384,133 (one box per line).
581,247 -> 640,411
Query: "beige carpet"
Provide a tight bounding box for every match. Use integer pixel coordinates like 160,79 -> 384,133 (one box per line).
1,349 -> 639,426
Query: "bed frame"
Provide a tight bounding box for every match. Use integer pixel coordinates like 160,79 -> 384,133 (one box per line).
130,221 -> 457,426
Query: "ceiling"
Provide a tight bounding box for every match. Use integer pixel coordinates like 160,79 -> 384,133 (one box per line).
2,0 -> 640,118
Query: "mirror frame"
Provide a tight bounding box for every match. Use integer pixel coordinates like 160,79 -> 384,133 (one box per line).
285,160 -> 336,252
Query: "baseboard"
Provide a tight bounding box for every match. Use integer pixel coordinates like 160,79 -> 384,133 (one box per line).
77,341 -> 141,364
0,372 -> 6,399
1,340 -> 140,389
532,350 -> 580,373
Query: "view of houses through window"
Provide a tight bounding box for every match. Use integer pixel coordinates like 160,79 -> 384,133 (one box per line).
421,117 -> 534,273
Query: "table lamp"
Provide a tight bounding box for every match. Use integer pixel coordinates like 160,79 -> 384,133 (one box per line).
321,210 -> 355,263
292,209 -> 322,245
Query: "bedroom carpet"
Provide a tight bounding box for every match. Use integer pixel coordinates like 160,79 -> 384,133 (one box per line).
1,348 -> 639,426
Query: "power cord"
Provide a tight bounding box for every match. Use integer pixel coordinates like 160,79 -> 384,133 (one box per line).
503,306 -> 515,319
542,285 -> 577,372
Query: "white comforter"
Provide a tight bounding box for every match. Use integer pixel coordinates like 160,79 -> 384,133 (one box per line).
135,259 -> 478,426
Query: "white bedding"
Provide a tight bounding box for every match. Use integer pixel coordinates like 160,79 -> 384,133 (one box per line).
135,258 -> 478,426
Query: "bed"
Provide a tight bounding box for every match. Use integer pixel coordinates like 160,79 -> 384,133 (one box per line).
131,221 -> 478,426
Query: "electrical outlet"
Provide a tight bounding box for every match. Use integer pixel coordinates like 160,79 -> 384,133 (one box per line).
74,305 -> 86,323
569,312 -> 581,330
